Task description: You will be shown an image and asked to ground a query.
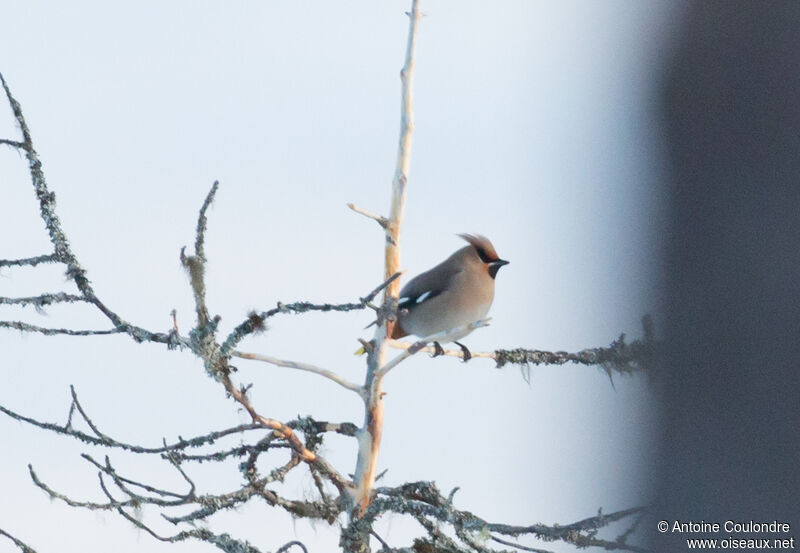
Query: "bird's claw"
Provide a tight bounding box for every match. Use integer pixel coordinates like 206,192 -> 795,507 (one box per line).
454,341 -> 472,362
431,341 -> 445,357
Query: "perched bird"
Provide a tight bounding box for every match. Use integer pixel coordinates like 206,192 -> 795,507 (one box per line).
391,234 -> 509,361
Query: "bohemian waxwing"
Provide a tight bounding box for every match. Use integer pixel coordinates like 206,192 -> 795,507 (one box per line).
391,234 -> 509,361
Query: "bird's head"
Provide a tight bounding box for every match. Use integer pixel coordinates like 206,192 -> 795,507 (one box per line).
458,233 -> 509,279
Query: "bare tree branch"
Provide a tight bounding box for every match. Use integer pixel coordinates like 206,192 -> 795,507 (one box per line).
0,321 -> 124,336
0,386 -> 275,454
0,292 -> 89,307
1,72 -> 144,338
490,535 -> 554,553
494,316 -> 661,388
0,137 -> 25,149
109,495 -> 267,553
174,182 -> 354,497
387,338 -> 495,361
387,315 -> 661,383
276,541 -> 309,553
0,528 -> 38,553
361,482 -> 647,553
233,350 -> 366,397
219,271 -> 402,356
0,4 -> 655,549
0,253 -> 60,267
347,202 -> 389,228
0,71 -> 190,346
84,453 -> 195,503
377,318 -> 491,376
351,0 -> 422,522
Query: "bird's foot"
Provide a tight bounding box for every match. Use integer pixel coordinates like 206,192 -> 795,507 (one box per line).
454,341 -> 472,362
431,341 -> 445,357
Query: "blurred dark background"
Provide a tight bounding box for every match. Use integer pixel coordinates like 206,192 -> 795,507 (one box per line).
654,2 -> 800,550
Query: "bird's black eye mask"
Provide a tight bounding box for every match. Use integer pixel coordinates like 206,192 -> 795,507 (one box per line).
475,247 -> 495,264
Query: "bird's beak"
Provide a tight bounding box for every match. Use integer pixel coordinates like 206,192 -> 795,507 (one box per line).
488,258 -> 509,278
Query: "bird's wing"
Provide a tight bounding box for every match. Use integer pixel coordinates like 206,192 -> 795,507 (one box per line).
397,262 -> 462,311
363,264 -> 460,332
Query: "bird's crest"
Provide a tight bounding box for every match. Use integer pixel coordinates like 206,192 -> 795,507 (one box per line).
458,233 -> 500,262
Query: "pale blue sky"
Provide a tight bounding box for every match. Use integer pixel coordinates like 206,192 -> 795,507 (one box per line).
1,2 -> 678,552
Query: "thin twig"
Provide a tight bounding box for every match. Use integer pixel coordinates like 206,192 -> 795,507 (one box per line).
0,72 -> 153,342
370,529 -> 392,552
490,535 -> 554,553
195,180 -> 218,262
368,483 -> 647,553
376,318 -> 491,377
347,202 -> 388,228
233,351 -> 365,398
0,253 -> 59,268
216,370 -> 353,492
82,454 -> 192,503
172,183 -> 355,499
29,465 -> 135,510
0,391 -> 269,454
485,507 -> 649,553
219,272 -> 402,356
276,541 -> 309,553
0,138 -> 25,149
616,511 -> 645,545
167,440 -> 290,464
0,321 -> 123,336
0,292 -> 89,307
181,181 -> 219,330
0,528 -> 38,553
387,339 -> 494,361
106,488 -> 264,553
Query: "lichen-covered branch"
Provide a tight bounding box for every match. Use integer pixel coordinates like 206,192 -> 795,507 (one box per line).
387,315 -> 661,382
18,393 -> 352,548
0,253 -> 60,267
0,385 -> 270,453
0,72 -> 161,343
345,482 -> 648,553
1,6 -> 654,549
0,528 -> 38,553
0,292 -> 89,307
176,182 -> 353,496
0,321 -> 124,336
180,180 -> 218,329
219,271 -> 401,356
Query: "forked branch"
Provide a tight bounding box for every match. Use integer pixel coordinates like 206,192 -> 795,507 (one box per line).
350,0 -> 422,521
0,3 -> 656,548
